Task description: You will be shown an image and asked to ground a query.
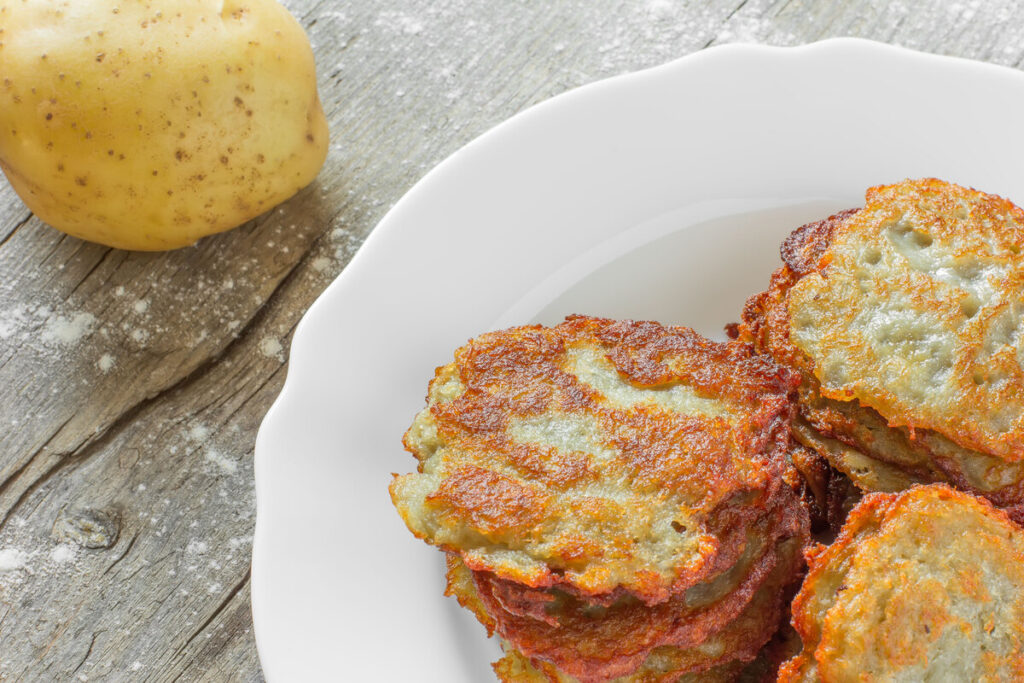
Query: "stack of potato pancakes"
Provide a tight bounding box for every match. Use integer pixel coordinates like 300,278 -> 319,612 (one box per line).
391,178 -> 1024,682
391,316 -> 810,680
740,179 -> 1024,519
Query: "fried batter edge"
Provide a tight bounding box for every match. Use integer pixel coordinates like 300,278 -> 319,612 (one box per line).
484,533 -> 804,683
394,316 -> 803,605
779,484 -> 1024,682
470,497 -> 808,682
739,206 -> 1024,509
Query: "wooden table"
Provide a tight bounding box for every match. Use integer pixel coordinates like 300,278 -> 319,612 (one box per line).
1,0 -> 1021,679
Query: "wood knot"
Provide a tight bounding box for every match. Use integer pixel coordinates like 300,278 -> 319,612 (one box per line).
51,506 -> 121,549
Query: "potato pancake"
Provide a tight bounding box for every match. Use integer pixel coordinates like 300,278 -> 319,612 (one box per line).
741,179 -> 1024,512
780,484 -> 1024,682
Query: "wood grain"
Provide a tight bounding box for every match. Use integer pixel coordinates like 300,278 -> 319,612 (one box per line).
1,0 -> 1022,679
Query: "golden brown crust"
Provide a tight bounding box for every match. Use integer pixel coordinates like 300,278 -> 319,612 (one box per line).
781,485 -> 1024,682
392,316 -> 802,603
481,532 -> 804,682
444,552 -> 496,636
740,181 -> 1024,510
779,208 -> 860,277
471,503 -> 807,681
788,179 -> 1024,458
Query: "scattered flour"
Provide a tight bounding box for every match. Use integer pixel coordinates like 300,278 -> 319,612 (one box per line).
132,299 -> 149,314
186,540 -> 208,555
189,424 -> 211,442
0,548 -> 29,573
377,11 -> 424,35
227,536 -> 251,552
311,256 -> 333,273
98,354 -> 116,373
130,661 -> 143,672
319,10 -> 348,23
0,305 -> 30,339
50,544 -> 77,564
205,449 -> 239,476
41,312 -> 96,346
259,336 -> 284,361
646,0 -> 674,21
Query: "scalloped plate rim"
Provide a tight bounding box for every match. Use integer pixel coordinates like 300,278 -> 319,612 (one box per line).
251,38 -> 1024,681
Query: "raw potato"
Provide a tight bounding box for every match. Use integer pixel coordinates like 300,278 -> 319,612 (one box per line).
0,0 -> 328,250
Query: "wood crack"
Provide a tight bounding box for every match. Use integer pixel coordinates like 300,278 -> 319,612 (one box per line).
0,211 -> 33,249
72,630 -> 103,674
774,0 -> 796,17
0,412 -> 76,508
121,558 -> 153,584
0,453 -> 72,532
174,569 -> 251,659
725,0 -> 751,22
890,10 -> 909,39
67,247 -> 115,299
37,232 -> 71,271
234,363 -> 288,425
102,532 -> 140,577
0,232 -> 312,532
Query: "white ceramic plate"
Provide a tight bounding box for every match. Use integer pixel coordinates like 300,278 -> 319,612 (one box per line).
252,38 -> 1024,681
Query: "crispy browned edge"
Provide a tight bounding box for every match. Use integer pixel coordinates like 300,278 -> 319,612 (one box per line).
485,533 -> 805,683
394,317 -> 816,681
468,498 -> 808,681
394,316 -> 805,606
777,484 -> 1024,681
737,207 -> 1024,512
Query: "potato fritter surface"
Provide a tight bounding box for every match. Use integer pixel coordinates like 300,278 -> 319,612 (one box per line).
450,533 -> 802,683
787,178 -> 1024,458
391,316 -> 799,602
741,179 -> 1024,510
468,505 -> 805,680
779,484 -> 1024,682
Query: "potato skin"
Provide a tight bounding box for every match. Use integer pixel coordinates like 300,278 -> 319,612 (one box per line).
0,0 -> 328,250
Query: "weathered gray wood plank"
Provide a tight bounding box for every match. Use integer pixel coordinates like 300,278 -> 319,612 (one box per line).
1,0 -> 1022,680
